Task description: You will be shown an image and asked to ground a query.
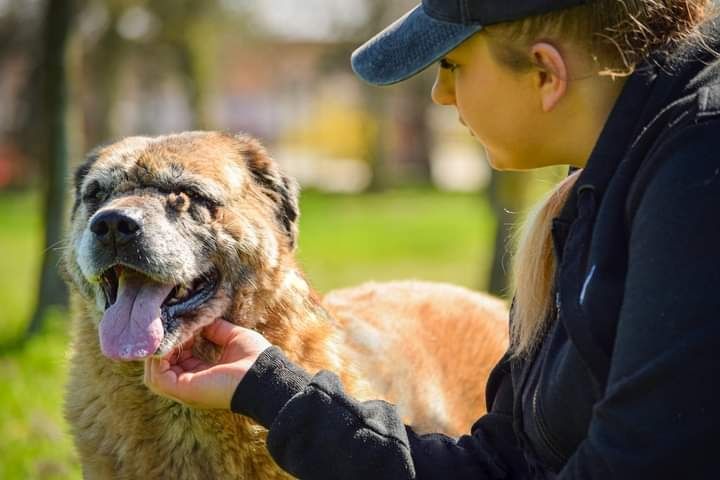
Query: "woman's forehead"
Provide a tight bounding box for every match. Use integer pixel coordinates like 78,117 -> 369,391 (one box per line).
446,32 -> 493,61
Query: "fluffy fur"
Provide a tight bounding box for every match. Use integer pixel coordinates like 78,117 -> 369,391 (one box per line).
63,131 -> 508,479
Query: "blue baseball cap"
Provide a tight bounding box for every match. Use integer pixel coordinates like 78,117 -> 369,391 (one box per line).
351,0 -> 589,86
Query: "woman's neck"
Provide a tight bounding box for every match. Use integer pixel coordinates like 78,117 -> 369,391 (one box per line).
562,73 -> 629,169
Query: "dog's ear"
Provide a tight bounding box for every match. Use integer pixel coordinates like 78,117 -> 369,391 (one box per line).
71,148 -> 102,219
238,136 -> 300,249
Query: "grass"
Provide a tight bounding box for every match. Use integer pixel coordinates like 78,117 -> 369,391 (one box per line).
296,189 -> 496,292
0,188 -> 496,479
0,192 -> 81,479
0,309 -> 80,480
0,192 -> 43,341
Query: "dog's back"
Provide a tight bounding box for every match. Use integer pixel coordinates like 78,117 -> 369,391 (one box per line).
326,280 -> 508,436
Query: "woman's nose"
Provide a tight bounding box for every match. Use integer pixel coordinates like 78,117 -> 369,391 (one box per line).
431,69 -> 455,106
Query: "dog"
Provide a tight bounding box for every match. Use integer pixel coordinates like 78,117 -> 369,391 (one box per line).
63,131 -> 508,479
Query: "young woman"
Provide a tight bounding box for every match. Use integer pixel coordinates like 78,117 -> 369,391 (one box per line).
145,0 -> 720,477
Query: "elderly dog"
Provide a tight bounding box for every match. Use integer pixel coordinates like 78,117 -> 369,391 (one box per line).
63,131 -> 508,479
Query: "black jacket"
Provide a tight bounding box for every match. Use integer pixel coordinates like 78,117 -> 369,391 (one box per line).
231,20 -> 720,479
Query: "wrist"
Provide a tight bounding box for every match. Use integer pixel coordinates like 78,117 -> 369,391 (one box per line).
230,346 -> 312,427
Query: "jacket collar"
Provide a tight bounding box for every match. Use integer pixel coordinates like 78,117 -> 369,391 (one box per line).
556,65 -> 659,225
557,16 -> 720,225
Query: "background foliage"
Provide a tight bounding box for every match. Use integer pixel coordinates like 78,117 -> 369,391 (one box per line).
0,1 -> 566,477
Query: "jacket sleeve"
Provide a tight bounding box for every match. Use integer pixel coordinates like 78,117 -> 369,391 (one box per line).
559,124 -> 720,478
231,347 -> 530,480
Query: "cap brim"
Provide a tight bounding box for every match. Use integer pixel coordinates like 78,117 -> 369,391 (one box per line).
351,5 -> 483,86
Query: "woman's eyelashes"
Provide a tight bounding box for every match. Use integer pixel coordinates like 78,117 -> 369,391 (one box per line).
440,58 -> 459,72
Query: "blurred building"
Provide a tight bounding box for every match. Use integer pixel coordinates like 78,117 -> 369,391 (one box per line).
0,0 -> 491,192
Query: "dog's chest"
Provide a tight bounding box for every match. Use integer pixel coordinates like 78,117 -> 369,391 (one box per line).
65,356 -> 292,479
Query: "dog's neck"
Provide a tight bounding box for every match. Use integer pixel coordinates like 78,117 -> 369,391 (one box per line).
229,267 -> 316,325
233,267 -> 358,378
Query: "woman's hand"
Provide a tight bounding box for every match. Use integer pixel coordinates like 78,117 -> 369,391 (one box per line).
144,319 -> 272,409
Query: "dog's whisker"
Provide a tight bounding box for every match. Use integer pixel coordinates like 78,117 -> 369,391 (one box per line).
45,239 -> 70,255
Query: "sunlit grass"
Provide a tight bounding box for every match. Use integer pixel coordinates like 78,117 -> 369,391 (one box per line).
0,192 -> 43,343
297,188 -> 495,292
0,188 -> 496,479
0,310 -> 81,480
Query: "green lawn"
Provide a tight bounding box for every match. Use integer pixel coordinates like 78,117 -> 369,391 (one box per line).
296,189 -> 496,291
0,192 -> 81,479
0,188 -> 496,479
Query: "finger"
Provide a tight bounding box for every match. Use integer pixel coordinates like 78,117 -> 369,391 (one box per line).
145,358 -> 206,407
145,357 -> 178,394
146,357 -> 169,388
201,318 -> 240,346
144,357 -> 159,390
176,344 -> 196,363
180,335 -> 196,354
173,366 -> 237,406
144,358 -> 152,386
177,357 -> 210,373
165,337 -> 196,365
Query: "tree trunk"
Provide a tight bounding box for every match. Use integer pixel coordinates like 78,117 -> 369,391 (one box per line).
26,0 -> 74,337
363,85 -> 388,192
487,170 -> 528,298
390,77 -> 433,185
84,22 -> 122,147
176,12 -> 217,132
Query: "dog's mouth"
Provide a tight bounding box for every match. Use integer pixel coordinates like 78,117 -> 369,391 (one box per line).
100,266 -> 218,316
98,265 -> 219,361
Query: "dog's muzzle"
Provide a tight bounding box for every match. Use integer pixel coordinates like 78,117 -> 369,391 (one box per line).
85,208 -> 220,362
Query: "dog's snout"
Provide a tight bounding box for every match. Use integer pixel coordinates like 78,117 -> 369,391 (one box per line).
90,210 -> 141,245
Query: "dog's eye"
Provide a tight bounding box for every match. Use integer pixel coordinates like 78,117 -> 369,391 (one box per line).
182,189 -> 219,209
82,181 -> 108,206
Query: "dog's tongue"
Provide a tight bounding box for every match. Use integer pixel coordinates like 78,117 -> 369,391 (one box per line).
99,270 -> 174,361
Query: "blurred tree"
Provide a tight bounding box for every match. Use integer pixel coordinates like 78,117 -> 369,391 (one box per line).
390,75 -> 433,185
354,1 -> 392,191
0,2 -> 27,62
318,0 -> 428,190
2,2 -> 46,181
487,170 -> 528,298
80,0 -> 222,147
363,1 -> 433,188
81,2 -> 126,146
144,0 -> 219,130
486,166 -> 569,297
362,85 -> 390,190
26,0 -> 76,336
169,0 -> 218,130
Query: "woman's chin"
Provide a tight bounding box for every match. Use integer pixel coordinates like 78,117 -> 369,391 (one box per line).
486,151 -> 541,172
485,151 -> 514,171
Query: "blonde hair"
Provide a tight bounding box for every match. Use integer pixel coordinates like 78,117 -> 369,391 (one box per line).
486,0 -> 712,76
510,170 -> 579,357
502,0 -> 713,358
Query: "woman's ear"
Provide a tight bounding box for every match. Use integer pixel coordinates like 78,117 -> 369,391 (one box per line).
530,42 -> 568,112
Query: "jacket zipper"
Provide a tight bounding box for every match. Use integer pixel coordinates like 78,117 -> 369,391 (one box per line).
529,292 -> 570,466
532,381 -> 569,466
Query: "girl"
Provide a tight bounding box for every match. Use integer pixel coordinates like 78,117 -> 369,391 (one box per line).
146,1 -> 720,477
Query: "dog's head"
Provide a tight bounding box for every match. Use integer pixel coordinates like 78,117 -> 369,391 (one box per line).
64,132 -> 300,361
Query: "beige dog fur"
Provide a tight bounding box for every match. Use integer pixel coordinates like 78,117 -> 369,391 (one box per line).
63,132 -> 508,479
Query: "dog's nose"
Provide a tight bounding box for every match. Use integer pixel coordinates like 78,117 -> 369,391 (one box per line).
90,210 -> 141,245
